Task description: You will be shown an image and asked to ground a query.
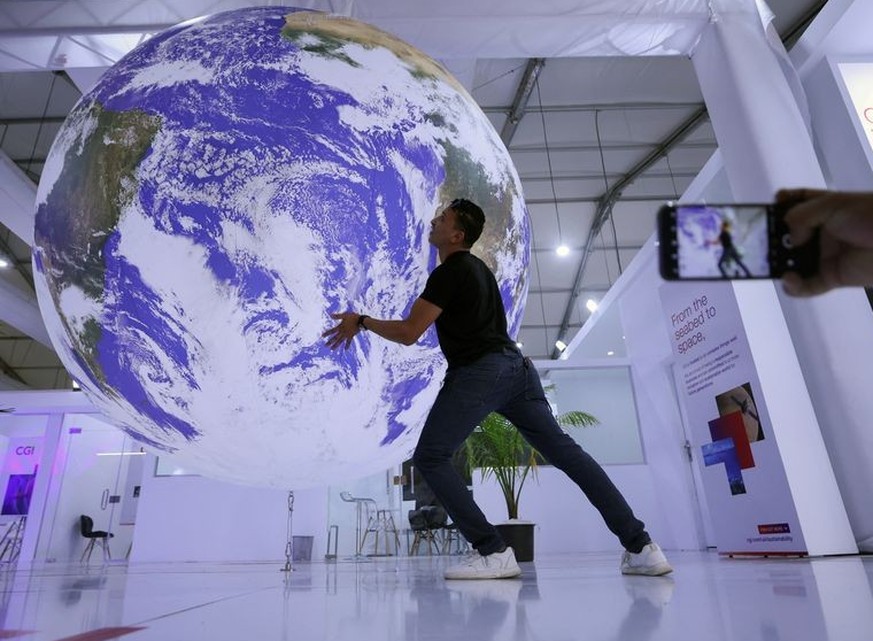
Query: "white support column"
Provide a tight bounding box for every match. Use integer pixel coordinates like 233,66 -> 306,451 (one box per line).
691,13 -> 859,555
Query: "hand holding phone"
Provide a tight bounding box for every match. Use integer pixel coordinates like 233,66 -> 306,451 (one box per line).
658,202 -> 820,281
777,189 -> 873,296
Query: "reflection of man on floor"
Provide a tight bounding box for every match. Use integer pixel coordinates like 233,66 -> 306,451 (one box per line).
717,220 -> 752,278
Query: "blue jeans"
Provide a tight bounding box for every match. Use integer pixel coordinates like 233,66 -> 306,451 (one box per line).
412,348 -> 651,556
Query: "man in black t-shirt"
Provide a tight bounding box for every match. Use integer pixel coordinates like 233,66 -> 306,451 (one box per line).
717,220 -> 752,278
324,199 -> 671,580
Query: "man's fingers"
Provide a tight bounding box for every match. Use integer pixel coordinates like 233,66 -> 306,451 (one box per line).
784,191 -> 873,248
782,256 -> 849,297
782,272 -> 827,297
784,195 -> 841,247
776,187 -> 826,204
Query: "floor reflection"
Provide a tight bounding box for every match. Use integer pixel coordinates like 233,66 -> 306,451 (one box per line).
0,552 -> 870,641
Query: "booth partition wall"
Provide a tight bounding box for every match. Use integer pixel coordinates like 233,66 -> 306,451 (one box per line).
0,409 -> 144,566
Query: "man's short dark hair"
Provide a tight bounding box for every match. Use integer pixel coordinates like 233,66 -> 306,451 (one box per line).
448,198 -> 485,248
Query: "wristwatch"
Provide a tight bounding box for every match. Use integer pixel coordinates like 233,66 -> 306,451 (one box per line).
357,314 -> 369,330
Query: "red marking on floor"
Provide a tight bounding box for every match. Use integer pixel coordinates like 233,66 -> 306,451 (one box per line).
52,627 -> 145,641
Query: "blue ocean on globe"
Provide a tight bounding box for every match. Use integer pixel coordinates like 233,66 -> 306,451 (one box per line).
32,7 -> 530,487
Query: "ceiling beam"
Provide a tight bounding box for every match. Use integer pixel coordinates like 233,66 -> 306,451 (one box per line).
521,171 -> 699,182
499,58 -> 545,146
486,102 -> 703,115
525,194 -> 683,205
531,245 -> 643,254
0,117 -> 67,126
0,354 -> 26,385
0,273 -> 52,347
520,323 -> 585,331
510,141 -> 715,153
781,0 -> 829,48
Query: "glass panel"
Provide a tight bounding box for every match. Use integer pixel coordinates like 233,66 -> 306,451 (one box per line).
40,414 -> 142,563
544,367 -> 645,465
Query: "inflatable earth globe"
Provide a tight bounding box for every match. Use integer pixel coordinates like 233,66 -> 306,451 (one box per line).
33,7 -> 530,488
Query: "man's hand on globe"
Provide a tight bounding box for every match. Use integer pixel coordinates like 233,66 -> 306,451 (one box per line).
323,312 -> 362,350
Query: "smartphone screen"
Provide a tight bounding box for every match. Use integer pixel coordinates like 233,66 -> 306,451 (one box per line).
673,204 -> 773,279
659,202 -> 819,281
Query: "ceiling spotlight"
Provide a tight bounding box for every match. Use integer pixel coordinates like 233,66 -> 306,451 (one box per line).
555,244 -> 570,257
585,299 -> 598,313
607,351 -> 615,356
0,257 -> 9,269
555,339 -> 567,352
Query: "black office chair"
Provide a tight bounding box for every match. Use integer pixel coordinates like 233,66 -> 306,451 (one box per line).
80,515 -> 113,563
408,505 -> 447,555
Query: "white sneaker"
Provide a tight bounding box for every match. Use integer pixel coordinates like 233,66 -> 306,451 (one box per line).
444,547 -> 522,580
620,543 -> 673,576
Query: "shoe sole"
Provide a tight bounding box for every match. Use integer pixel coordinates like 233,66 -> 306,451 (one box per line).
621,564 -> 673,577
444,567 -> 522,580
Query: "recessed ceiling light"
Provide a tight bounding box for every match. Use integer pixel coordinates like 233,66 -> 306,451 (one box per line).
555,339 -> 567,352
607,351 -> 614,356
585,299 -> 598,313
556,244 -> 570,257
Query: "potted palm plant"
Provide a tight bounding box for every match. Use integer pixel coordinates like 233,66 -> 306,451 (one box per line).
464,407 -> 598,561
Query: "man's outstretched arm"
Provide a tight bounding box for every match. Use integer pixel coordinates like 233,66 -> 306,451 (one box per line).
323,297 -> 442,350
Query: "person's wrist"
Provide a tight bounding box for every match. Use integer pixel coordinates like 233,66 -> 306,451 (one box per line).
357,314 -> 369,330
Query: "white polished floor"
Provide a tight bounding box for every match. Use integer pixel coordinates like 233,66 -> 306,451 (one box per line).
2,551 -> 872,641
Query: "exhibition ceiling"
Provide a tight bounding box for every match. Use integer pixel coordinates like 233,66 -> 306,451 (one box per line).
0,0 -> 825,389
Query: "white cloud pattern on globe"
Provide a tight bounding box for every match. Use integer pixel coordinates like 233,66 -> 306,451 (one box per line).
33,7 -> 530,488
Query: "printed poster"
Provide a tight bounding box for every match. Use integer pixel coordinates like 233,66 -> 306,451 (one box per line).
1,437 -> 42,517
660,282 -> 806,554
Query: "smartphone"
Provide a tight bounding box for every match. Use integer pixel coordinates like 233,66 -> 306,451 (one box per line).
657,202 -> 819,281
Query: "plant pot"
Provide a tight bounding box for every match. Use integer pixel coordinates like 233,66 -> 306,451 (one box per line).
496,521 -> 535,562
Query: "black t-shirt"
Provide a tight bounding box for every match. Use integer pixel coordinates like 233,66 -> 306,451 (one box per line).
419,251 -> 516,368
